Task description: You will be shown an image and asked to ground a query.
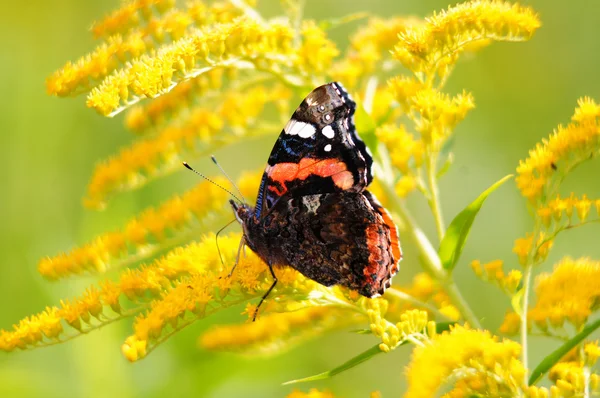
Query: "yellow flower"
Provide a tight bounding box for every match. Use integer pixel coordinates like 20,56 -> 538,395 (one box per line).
85,84 -> 283,208
529,257 -> 600,328
200,307 -> 362,356
512,232 -> 553,266
286,389 -> 336,398
471,259 -> 522,295
393,1 -> 540,77
516,97 -> 600,204
548,361 -> 600,396
499,311 -> 522,335
39,175 -> 236,279
375,123 -> 423,173
405,325 -> 525,398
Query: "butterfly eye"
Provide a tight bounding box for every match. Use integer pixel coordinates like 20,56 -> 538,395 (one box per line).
323,113 -> 333,123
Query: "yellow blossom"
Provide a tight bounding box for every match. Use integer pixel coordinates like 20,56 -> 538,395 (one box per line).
513,232 -> 553,266
393,1 -> 540,77
286,389 -> 336,398
375,123 -> 423,173
85,85 -> 283,208
499,311 -> 522,335
529,257 -> 600,328
200,307 -> 362,356
38,175 -> 237,279
516,98 -> 600,204
405,325 -> 525,398
471,259 -> 523,295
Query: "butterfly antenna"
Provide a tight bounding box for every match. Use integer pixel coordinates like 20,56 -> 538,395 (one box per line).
182,162 -> 243,203
210,155 -> 247,204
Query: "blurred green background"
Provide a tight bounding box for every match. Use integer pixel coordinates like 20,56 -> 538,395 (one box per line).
1,1 -> 600,397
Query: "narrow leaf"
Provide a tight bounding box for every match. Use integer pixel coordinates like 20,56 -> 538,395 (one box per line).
529,318 -> 600,386
282,344 -> 382,385
438,174 -> 513,271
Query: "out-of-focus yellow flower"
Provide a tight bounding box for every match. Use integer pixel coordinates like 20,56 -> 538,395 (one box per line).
405,325 -> 525,398
286,389 -> 336,398
375,123 -> 423,173
529,257 -> 600,329
513,232 -> 553,266
85,84 -> 285,208
585,341 -> 600,367
91,0 -> 175,39
393,0 -> 540,78
388,80 -> 475,147
516,97 -> 600,205
471,259 -> 522,295
200,307 -> 362,356
39,175 -> 236,279
499,311 -> 522,335
549,361 -> 600,397
333,16 -> 421,88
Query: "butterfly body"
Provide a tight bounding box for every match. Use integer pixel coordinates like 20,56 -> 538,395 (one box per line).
231,82 -> 401,314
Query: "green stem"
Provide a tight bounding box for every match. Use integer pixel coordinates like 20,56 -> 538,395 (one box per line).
444,278 -> 481,329
427,151 -> 445,241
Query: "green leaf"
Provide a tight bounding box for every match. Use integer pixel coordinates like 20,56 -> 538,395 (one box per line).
438,174 -> 513,271
282,344 -> 383,385
529,318 -> 600,386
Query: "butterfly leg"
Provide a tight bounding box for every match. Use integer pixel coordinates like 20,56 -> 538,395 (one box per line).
227,236 -> 246,278
252,261 -> 278,322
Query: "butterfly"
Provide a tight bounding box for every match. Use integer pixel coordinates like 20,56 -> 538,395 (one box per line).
231,82 -> 402,319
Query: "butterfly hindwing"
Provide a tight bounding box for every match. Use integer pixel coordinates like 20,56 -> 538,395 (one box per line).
254,82 -> 373,218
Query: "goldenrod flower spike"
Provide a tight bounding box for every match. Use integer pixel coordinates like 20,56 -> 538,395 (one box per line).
122,234 -> 324,362
405,325 -> 525,398
516,97 -> 600,205
393,0 -> 540,79
332,17 -> 421,88
200,307 -> 362,356
39,175 -> 235,279
85,85 -> 285,208
529,257 -> 600,329
286,389 -> 336,398
47,2 -> 243,98
91,0 -> 176,39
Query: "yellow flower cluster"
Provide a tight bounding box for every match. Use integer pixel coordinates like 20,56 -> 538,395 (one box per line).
375,124 -> 424,174
388,78 -> 475,147
548,361 -> 600,397
405,324 -> 525,398
122,233 -> 318,362
393,0 -> 540,79
529,257 -> 600,329
85,85 -> 285,208
392,273 -> 461,321
46,1 -> 241,98
471,259 -> 522,295
286,389 -> 336,398
512,232 -> 554,266
200,307 -> 361,356
537,194 -> 599,228
367,300 -> 433,353
90,0 -> 175,39
85,19 -> 294,115
125,68 -> 228,134
39,175 -> 233,279
516,97 -> 600,204
1,233 -> 215,352
333,16 -> 420,88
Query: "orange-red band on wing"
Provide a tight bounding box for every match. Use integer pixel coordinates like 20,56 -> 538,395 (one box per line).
266,158 -> 354,194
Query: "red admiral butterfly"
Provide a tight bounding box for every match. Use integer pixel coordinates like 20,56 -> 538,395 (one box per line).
231,82 -> 402,319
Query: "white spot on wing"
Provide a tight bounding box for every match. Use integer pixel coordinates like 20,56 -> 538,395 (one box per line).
322,125 -> 335,139
284,119 -> 316,138
302,195 -> 321,214
324,144 -> 332,152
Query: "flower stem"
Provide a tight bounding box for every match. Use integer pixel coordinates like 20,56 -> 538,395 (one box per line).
427,151 -> 446,241
521,263 -> 533,385
444,277 -> 481,328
